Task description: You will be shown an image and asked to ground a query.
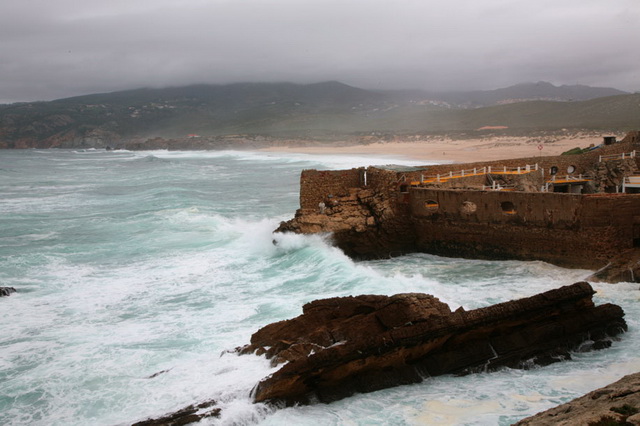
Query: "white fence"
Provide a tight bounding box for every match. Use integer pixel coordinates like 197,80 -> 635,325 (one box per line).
599,151 -> 636,162
416,163 -> 539,184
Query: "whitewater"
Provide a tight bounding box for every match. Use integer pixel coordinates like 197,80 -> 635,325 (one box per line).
1,148 -> 639,426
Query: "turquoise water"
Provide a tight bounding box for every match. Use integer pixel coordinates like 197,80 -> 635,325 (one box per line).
1,149 -> 639,426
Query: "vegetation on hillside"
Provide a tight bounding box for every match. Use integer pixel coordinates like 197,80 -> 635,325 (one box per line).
0,81 -> 637,148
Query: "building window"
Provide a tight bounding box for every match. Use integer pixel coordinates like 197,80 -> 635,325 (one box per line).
425,200 -> 439,212
501,201 -> 516,215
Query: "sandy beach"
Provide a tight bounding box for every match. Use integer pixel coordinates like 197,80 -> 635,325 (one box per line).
261,134 -> 613,163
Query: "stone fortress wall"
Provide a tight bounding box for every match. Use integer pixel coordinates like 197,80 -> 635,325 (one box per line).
283,131 -> 640,271
410,189 -> 640,268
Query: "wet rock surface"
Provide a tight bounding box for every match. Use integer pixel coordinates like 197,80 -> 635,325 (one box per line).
516,372 -> 640,425
238,282 -> 626,406
588,247 -> 640,284
0,287 -> 16,297
131,400 -> 220,426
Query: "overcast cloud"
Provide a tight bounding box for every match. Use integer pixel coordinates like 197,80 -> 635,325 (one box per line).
1,0 -> 638,103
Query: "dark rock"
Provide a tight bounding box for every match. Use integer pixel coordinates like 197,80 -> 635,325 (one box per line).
238,282 -> 626,406
131,399 -> 220,426
147,369 -> 171,379
515,372 -> 640,425
588,248 -> 640,283
0,287 -> 16,297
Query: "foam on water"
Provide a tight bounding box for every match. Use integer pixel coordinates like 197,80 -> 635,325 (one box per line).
134,149 -> 436,170
2,149 -> 640,426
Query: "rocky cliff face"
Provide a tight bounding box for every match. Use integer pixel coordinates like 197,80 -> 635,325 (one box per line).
237,282 -> 626,406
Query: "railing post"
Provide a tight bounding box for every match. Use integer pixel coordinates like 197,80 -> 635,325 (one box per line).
599,155 -> 602,162
461,170 -> 465,177
517,167 -> 521,173
437,174 -> 440,182
535,163 -> 539,171
449,171 -> 453,177
488,166 -> 492,173
474,168 -> 477,174
420,174 -> 424,184
503,166 -> 507,173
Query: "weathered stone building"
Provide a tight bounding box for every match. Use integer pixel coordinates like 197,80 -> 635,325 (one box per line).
277,131 -> 640,279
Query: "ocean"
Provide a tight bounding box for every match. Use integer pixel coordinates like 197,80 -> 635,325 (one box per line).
1,148 -> 639,426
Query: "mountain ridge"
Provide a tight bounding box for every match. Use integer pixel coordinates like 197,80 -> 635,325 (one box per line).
0,81 -> 636,149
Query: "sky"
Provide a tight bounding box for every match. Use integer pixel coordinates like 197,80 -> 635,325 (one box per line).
1,0 -> 638,103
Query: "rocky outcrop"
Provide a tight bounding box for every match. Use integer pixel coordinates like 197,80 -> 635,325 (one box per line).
588,248 -> 640,283
276,168 -> 416,259
0,287 -> 16,297
131,399 -> 220,426
591,158 -> 638,192
516,372 -> 640,425
238,282 -> 626,406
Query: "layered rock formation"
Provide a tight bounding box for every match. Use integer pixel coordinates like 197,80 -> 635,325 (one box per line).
238,282 -> 626,406
516,372 -> 640,425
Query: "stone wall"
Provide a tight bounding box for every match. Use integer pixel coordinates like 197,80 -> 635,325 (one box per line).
298,166 -> 411,210
283,131 -> 640,269
299,169 -> 363,210
279,166 -> 417,259
410,189 -> 640,268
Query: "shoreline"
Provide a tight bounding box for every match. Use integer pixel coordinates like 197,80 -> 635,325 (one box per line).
260,135 -> 609,163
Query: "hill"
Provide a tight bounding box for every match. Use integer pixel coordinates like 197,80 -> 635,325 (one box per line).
0,81 -> 637,149
389,81 -> 628,108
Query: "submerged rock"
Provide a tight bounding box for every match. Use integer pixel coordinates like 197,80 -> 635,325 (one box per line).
238,282 -> 626,406
131,399 -> 220,426
0,287 -> 16,297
